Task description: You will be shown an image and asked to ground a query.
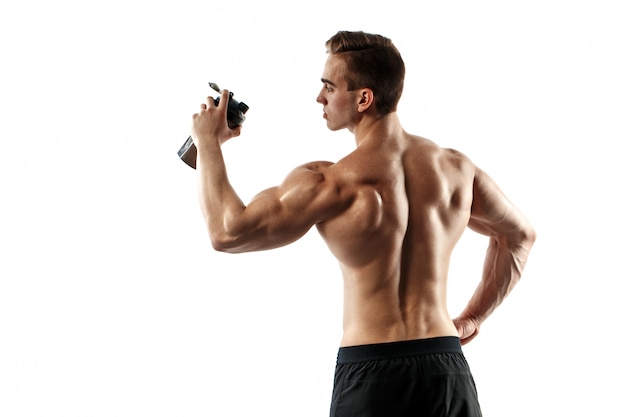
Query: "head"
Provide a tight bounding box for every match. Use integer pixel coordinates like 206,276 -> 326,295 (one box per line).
324,31 -> 405,117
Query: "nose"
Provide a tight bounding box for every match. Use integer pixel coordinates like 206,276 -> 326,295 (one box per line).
316,91 -> 326,104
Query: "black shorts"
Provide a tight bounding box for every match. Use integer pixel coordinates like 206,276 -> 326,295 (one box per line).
329,337 -> 482,417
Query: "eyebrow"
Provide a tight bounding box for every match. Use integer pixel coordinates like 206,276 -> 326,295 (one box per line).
321,78 -> 337,87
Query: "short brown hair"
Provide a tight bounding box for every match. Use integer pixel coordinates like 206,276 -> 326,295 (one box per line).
325,31 -> 405,116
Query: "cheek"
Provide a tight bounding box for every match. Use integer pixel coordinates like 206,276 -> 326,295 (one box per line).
332,96 -> 350,111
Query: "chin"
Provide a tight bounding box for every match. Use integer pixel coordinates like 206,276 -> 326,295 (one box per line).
325,120 -> 340,131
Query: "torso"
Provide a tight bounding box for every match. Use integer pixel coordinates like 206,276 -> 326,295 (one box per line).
316,132 -> 475,347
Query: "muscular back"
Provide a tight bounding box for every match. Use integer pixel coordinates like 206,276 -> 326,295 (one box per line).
316,133 -> 475,346
195,79 -> 534,348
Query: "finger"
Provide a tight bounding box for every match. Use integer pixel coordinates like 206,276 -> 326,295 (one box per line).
218,89 -> 230,113
462,327 -> 479,345
200,103 -> 207,110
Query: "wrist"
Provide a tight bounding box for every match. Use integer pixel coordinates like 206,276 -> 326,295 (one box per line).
194,135 -> 221,152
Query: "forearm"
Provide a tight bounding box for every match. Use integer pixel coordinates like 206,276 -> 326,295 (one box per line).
461,233 -> 534,324
196,142 -> 246,249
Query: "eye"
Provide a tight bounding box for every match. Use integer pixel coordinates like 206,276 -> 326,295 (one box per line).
324,84 -> 333,92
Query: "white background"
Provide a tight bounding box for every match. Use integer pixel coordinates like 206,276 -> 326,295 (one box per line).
1,0 -> 624,416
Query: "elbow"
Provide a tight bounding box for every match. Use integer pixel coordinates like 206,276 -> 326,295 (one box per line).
210,236 -> 232,253
521,223 -> 537,249
208,225 -> 242,253
209,232 -> 242,253
497,222 -> 537,255
504,223 -> 537,272
506,220 -> 537,249
208,223 -> 259,254
206,215 -> 267,253
205,213 -> 249,253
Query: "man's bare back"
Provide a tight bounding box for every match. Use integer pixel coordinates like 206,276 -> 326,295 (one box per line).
191,63 -> 534,348
315,132 -> 475,347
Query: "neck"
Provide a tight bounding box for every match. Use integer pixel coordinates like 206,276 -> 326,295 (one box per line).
351,112 -> 404,146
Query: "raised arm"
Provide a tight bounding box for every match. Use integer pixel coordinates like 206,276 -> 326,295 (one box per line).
191,91 -> 352,253
454,167 -> 537,344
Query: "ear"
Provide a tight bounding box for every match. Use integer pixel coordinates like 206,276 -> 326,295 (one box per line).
356,88 -> 374,113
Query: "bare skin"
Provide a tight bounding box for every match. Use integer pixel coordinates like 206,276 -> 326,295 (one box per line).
191,54 -> 536,347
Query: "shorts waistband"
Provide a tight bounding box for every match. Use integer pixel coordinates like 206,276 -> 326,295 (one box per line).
337,336 -> 462,364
